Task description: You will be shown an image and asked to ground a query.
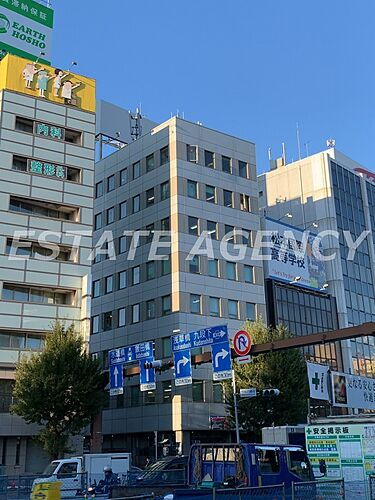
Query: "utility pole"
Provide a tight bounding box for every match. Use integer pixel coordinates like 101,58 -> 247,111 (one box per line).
231,369 -> 240,444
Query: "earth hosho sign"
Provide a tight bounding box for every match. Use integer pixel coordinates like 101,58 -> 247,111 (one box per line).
0,0 -> 53,64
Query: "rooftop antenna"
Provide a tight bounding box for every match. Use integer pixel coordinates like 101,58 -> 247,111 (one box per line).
268,147 -> 272,161
296,122 -> 301,160
304,141 -> 311,157
326,138 -> 336,148
35,51 -> 45,64
130,107 -> 142,141
282,142 -> 286,165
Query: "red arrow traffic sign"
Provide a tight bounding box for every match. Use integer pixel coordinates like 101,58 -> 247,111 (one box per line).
233,330 -> 252,356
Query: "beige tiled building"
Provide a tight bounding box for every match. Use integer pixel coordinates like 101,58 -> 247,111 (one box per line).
0,54 -> 96,473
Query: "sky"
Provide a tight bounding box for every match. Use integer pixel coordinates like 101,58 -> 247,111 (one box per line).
53,0 -> 375,173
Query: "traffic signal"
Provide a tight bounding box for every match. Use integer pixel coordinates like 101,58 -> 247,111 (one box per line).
144,359 -> 162,370
262,388 -> 280,397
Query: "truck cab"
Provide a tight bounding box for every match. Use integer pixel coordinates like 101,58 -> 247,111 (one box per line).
188,443 -> 314,489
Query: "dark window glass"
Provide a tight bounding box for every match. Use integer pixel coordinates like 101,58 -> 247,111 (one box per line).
187,180 -> 198,199
146,154 -> 154,172
239,160 -> 248,178
188,216 -> 199,235
222,156 -> 232,173
160,146 -> 169,165
161,181 -> 170,201
223,190 -> 233,208
205,150 -> 214,168
107,175 -> 115,192
95,181 -> 103,198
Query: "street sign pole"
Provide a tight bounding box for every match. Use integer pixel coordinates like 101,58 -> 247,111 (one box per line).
231,369 -> 240,444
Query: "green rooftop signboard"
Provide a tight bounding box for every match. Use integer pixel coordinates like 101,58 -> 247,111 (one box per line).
0,0 -> 53,64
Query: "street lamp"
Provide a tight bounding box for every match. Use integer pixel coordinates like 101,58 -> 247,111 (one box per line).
320,283 -> 329,291
290,276 -> 301,285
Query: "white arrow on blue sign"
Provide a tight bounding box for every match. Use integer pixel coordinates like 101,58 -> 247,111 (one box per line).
172,325 -> 228,352
109,364 -> 124,395
139,357 -> 156,392
211,341 -> 232,381
173,349 -> 192,386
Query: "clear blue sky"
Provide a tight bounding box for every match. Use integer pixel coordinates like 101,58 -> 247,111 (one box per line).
53,0 -> 375,173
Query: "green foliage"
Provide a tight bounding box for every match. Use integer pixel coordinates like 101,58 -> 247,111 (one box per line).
226,319 -> 308,440
11,322 -> 105,459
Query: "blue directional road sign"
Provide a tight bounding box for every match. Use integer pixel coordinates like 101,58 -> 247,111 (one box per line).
139,357 -> 156,392
109,341 -> 153,365
172,325 -> 228,352
109,364 -> 124,396
173,349 -> 192,386
211,341 -> 232,381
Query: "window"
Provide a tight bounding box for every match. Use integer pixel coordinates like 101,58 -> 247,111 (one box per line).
107,175 -> 115,192
146,154 -> 154,172
95,181 -> 103,198
242,230 -> 253,247
119,271 -> 127,289
187,144 -> 198,163
146,188 -> 155,206
133,161 -> 141,179
162,381 -> 172,403
130,385 -> 140,406
146,300 -> 156,320
120,201 -> 127,219
239,160 -> 248,178
144,390 -> 156,405
240,193 -> 250,212
95,213 -> 102,230
162,295 -> 172,316
6,238 -> 72,262
161,181 -> 170,200
225,225 -> 235,243
161,217 -> 170,231
120,168 -> 128,185
223,190 -> 233,208
222,155 -> 232,173
133,195 -> 140,213
161,255 -> 171,275
208,259 -> 219,277
58,463 -> 78,477
190,294 -> 201,314
244,265 -> 254,283
228,300 -> 239,319
162,336 -> 172,358
205,150 -> 214,168
15,116 -> 33,133
209,297 -> 220,317
103,311 -> 113,331
10,196 -> 77,221
256,448 -> 280,474
93,280 -> 101,298
207,221 -> 217,240
146,261 -> 156,280
118,307 -> 126,327
189,255 -> 200,274
160,145 -> 169,165
107,207 -> 115,225
146,223 -> 154,243
188,216 -> 199,235
286,450 -> 311,481
132,304 -> 140,323
187,180 -> 198,199
105,275 -> 113,294
119,235 -> 127,253
12,155 -> 27,171
226,262 -> 237,280
92,315 -> 99,334
192,380 -> 204,401
132,266 -> 140,285
246,302 -> 256,321
213,383 -> 224,403
205,185 -> 216,203
64,129 -> 81,144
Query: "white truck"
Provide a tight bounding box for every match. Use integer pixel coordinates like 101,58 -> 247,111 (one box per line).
32,453 -> 131,497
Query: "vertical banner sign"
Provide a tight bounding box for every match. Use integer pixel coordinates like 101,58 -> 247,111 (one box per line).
109,364 -> 123,396
0,0 -> 54,64
307,362 -> 330,401
173,349 -> 192,386
139,357 -> 156,392
211,341 -> 232,381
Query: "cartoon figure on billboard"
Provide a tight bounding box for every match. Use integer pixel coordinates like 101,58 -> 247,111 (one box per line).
22,63 -> 42,88
36,70 -> 49,97
333,374 -> 347,405
61,80 -> 82,100
52,69 -> 69,97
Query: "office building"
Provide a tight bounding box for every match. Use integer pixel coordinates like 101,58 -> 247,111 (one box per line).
0,54 -> 96,473
90,116 -> 265,463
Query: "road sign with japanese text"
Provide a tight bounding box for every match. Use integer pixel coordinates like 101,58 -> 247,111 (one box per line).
109,364 -> 123,396
109,341 -> 153,365
172,325 -> 228,352
211,341 -> 232,381
173,349 -> 192,386
139,356 -> 156,392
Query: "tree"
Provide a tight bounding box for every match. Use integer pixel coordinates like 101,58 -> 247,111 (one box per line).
226,319 -> 308,440
12,322 -> 105,459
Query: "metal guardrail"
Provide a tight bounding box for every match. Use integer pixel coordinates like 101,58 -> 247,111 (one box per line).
215,483 -> 286,499
292,478 -> 345,499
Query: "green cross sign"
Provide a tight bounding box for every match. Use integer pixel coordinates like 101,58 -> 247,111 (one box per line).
312,372 -> 320,390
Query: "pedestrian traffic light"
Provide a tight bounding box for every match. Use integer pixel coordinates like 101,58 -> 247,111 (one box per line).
262,388 -> 280,396
144,359 -> 162,370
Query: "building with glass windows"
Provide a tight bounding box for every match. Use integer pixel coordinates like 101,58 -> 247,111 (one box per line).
0,54 -> 96,473
259,147 -> 375,379
90,116 -> 265,463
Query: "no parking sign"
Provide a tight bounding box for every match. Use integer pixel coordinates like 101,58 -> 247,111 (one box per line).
233,330 -> 252,356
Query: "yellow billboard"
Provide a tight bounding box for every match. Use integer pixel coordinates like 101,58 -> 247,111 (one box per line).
0,53 -> 95,112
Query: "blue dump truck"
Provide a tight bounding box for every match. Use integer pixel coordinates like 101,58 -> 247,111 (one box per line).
169,442 -> 315,498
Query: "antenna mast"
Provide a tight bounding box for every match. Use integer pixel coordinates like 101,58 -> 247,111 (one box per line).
130,107 -> 142,141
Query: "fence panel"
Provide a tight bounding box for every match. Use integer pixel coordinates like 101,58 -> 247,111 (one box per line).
292,479 -> 345,500
370,475 -> 375,500
215,483 -> 286,499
